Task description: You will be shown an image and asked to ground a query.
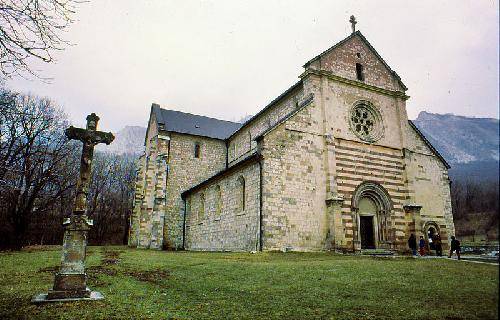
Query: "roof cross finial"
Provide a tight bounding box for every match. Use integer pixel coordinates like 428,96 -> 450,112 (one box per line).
349,15 -> 357,33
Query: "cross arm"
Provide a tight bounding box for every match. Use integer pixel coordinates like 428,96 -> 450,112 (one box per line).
92,131 -> 115,145
65,127 -> 115,145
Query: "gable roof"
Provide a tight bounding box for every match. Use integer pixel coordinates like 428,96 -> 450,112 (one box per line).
408,120 -> 450,169
150,104 -> 242,140
226,81 -> 303,140
254,93 -> 314,141
303,31 -> 407,91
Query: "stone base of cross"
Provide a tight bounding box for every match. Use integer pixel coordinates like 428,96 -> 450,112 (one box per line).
32,113 -> 113,304
32,216 -> 104,303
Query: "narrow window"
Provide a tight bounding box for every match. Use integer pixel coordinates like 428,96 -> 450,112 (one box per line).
238,176 -> 245,212
186,197 -> 191,216
194,143 -> 201,158
215,185 -> 222,215
356,63 -> 365,81
199,193 -> 205,219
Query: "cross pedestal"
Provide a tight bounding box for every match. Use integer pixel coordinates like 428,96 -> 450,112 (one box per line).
32,113 -> 114,303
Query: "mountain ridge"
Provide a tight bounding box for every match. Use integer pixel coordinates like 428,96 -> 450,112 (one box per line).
96,125 -> 146,155
412,111 -> 499,182
412,111 -> 499,164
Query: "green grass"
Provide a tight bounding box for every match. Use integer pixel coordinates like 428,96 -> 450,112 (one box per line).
0,246 -> 498,320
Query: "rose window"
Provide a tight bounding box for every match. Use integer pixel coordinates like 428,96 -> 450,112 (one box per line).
349,102 -> 383,142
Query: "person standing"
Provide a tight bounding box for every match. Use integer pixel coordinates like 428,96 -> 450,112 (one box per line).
434,234 -> 443,257
448,236 -> 461,260
419,235 -> 426,256
408,234 -> 417,256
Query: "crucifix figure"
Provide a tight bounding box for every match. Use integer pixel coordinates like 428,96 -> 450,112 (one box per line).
66,113 -> 114,216
33,113 -> 114,303
350,15 -> 357,33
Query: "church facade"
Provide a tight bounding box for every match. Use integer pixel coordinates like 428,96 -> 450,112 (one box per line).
129,29 -> 455,253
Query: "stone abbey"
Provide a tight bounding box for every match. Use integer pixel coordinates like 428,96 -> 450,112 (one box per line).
128,28 -> 455,253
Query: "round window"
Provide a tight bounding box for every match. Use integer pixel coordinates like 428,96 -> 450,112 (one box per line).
349,102 -> 384,142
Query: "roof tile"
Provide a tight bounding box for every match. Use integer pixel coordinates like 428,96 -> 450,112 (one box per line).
152,104 -> 242,140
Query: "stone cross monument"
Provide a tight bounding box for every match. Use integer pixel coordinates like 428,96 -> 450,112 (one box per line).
32,113 -> 114,303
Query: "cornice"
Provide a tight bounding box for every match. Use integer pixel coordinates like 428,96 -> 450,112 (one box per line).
300,69 -> 409,100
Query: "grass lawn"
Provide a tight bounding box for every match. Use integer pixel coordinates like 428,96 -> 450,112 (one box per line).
0,246 -> 498,320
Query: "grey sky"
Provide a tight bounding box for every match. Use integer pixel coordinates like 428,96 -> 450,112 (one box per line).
7,0 -> 499,132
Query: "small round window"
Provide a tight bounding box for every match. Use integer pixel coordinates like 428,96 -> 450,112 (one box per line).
349,102 -> 384,142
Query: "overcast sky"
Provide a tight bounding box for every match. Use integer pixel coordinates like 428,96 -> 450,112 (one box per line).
6,0 -> 499,132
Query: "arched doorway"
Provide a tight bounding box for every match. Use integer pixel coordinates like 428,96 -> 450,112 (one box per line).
352,182 -> 393,250
423,221 -> 440,251
358,197 -> 377,249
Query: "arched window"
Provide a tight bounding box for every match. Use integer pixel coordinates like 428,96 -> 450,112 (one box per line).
238,176 -> 245,212
215,185 -> 222,215
194,142 -> 201,158
199,193 -> 205,220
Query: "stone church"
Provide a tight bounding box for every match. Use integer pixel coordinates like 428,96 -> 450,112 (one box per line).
129,25 -> 455,253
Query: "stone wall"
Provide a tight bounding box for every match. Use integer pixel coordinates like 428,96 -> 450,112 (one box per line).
134,130 -> 170,249
260,98 -> 329,251
184,161 -> 260,251
163,133 -> 227,249
128,154 -> 145,247
258,63 -> 453,252
130,109 -> 227,249
307,33 -> 404,92
403,123 -> 454,249
332,138 -> 408,250
134,114 -> 160,249
318,76 -> 411,251
323,79 -> 406,150
227,84 -> 305,166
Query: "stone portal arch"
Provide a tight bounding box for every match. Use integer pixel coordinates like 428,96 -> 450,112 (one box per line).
423,221 -> 440,250
351,181 -> 393,250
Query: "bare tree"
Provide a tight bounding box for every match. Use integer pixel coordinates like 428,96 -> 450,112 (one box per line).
0,0 -> 79,78
1,86 -> 137,249
0,87 -> 78,249
87,151 -> 136,245
451,178 -> 499,241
